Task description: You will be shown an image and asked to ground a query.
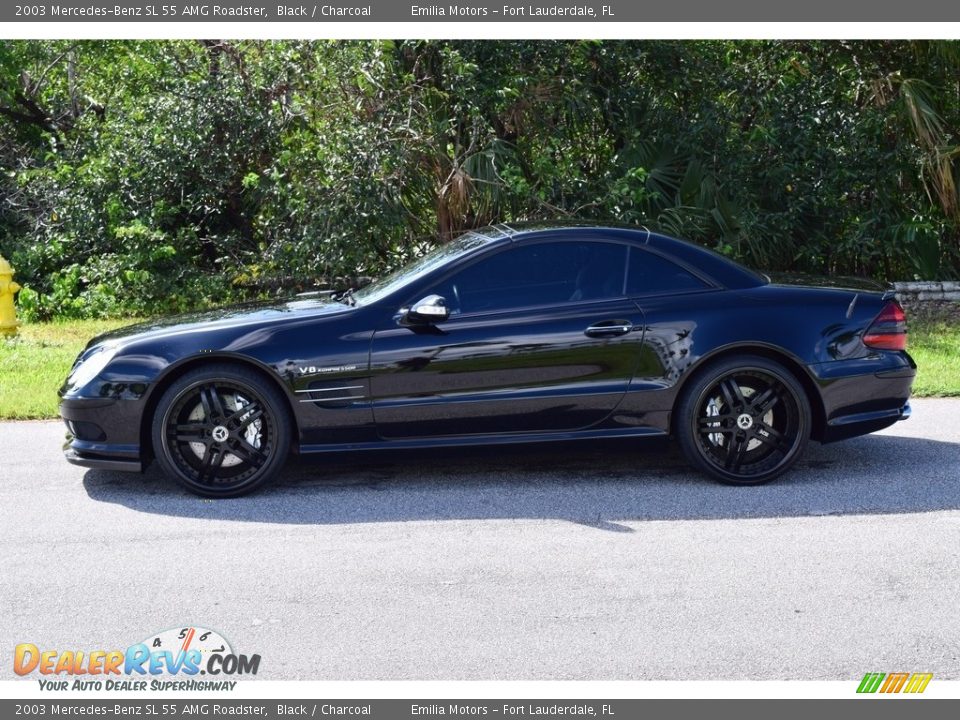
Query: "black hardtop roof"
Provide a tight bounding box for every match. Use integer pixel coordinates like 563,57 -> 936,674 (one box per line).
463,222 -> 767,290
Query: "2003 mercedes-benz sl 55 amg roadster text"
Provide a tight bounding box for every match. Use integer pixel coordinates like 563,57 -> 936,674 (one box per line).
60,224 -> 915,497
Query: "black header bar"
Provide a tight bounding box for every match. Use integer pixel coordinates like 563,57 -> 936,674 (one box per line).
6,0 -> 960,22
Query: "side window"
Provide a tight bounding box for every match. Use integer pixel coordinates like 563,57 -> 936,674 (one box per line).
432,241 -> 627,315
627,248 -> 710,295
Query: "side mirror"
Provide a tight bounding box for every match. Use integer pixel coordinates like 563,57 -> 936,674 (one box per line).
403,294 -> 450,324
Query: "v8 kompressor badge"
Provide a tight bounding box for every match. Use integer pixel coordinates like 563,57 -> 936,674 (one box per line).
297,364 -> 358,375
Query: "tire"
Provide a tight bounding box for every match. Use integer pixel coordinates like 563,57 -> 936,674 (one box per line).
151,363 -> 292,497
675,355 -> 811,486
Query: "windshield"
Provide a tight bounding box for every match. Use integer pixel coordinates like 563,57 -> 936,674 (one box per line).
351,231 -> 498,306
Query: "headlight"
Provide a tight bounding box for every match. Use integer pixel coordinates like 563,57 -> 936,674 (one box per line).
67,345 -> 119,388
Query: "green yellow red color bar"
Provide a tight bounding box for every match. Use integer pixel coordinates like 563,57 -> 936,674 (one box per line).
857,672 -> 932,694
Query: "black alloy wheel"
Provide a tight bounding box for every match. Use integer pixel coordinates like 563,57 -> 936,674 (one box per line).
676,355 -> 811,485
151,364 -> 291,497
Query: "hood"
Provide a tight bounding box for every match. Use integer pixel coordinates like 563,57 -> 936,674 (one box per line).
87,296 -> 352,349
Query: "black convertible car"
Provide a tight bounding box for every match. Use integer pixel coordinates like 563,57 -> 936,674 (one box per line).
60,224 -> 915,497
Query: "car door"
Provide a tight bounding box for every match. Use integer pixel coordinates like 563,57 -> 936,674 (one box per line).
368,239 -> 647,438
624,246 -> 718,390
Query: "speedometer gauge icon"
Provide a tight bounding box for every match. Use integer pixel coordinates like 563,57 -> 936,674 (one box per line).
140,626 -> 233,667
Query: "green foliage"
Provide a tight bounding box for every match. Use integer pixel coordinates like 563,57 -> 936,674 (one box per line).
0,317 -> 142,418
905,302 -> 960,397
2,40 -> 960,320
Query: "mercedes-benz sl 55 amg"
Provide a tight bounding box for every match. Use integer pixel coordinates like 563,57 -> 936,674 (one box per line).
60,224 -> 915,496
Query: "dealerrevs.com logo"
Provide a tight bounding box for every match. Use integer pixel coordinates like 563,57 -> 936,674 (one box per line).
14,626 -> 260,691
857,672 -> 933,694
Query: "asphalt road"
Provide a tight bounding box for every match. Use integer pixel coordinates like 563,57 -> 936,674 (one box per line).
2,399 -> 959,680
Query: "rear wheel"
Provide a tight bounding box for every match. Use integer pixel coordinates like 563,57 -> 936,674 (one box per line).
151,364 -> 291,497
676,356 -> 810,485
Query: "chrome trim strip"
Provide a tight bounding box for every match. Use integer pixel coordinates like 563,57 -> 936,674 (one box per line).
294,385 -> 364,394
298,395 -> 365,404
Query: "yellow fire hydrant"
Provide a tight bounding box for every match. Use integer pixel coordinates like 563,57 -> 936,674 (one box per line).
0,255 -> 22,336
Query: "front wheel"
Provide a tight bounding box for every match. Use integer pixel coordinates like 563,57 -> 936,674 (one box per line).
151,364 -> 291,497
675,356 -> 811,485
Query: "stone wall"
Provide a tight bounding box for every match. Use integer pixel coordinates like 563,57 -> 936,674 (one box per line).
893,281 -> 960,303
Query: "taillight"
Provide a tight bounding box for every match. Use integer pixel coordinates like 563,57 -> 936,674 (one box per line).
863,301 -> 907,351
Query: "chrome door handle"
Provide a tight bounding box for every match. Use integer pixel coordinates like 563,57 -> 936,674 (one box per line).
584,321 -> 633,337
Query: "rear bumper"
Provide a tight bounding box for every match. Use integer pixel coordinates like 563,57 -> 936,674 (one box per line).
814,355 -> 915,443
822,400 -> 911,442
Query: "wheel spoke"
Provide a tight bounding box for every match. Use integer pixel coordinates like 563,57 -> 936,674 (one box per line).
754,422 -> 791,454
751,385 -> 781,414
197,445 -> 214,479
698,414 -> 730,427
756,421 -> 785,440
701,427 -> 735,437
199,387 -> 213,419
209,387 -> 227,417
724,436 -> 748,471
172,423 -> 207,442
719,378 -> 746,411
200,385 -> 226,421
698,417 -> 735,434
228,438 -> 267,467
229,405 -> 263,430
198,444 -> 226,481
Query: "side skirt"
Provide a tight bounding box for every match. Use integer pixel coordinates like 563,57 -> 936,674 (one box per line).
299,426 -> 668,455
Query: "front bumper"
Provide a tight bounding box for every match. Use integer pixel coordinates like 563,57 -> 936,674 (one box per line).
64,441 -> 143,473
60,395 -> 146,474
